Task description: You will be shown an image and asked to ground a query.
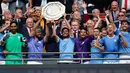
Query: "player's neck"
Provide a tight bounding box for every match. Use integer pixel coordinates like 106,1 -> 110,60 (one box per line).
34,36 -> 38,40
108,34 -> 114,37
94,36 -> 98,40
122,30 -> 128,32
11,32 -> 16,35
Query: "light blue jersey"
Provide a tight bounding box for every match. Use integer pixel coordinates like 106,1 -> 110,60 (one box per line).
119,32 -> 130,55
100,35 -> 119,62
58,37 -> 74,58
115,29 -> 130,55
90,40 -> 103,64
28,37 -> 44,62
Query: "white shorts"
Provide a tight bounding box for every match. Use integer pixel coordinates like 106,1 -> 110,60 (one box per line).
119,55 -> 130,64
27,61 -> 43,64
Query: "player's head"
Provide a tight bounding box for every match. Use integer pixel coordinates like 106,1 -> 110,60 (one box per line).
10,21 -> 17,34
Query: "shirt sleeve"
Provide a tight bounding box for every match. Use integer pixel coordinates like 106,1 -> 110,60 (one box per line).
86,35 -> 94,44
70,36 -> 75,41
99,37 -> 104,45
4,33 -> 10,44
70,35 -> 74,38
41,39 -> 44,44
89,35 -> 94,41
83,10 -> 89,22
28,36 -> 33,41
114,28 -> 120,35
20,34 -> 26,46
57,36 -> 60,43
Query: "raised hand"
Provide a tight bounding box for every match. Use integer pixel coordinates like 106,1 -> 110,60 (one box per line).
119,32 -> 128,48
81,1 -> 87,10
3,50 -> 8,54
91,42 -> 95,47
97,15 -> 101,20
46,20 -> 51,24
119,33 -> 123,38
64,13 -> 67,19
105,14 -> 109,17
51,20 -> 56,25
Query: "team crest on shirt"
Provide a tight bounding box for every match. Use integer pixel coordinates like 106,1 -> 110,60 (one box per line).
38,41 -> 41,43
114,39 -> 117,43
18,36 -> 21,39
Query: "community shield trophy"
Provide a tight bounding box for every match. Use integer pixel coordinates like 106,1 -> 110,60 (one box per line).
41,2 -> 65,20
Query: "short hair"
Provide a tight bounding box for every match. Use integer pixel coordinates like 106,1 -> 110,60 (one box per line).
35,28 -> 41,32
15,7 -> 22,11
107,24 -> 115,28
10,21 -> 17,26
71,19 -> 80,25
118,12 -> 125,16
94,27 -> 101,32
61,27 -> 69,33
101,27 -> 107,31
2,19 -> 10,24
92,16 -> 98,19
80,27 -> 88,32
92,9 -> 99,13
121,8 -> 127,11
111,1 -> 118,6
121,20 -> 129,25
26,17 -> 33,24
72,3 -> 79,8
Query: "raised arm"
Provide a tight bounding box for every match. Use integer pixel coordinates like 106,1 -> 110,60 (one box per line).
28,0 -> 33,8
94,16 -> 101,28
105,14 -> 110,25
95,35 -> 104,52
64,13 -> 73,36
52,21 -> 59,42
43,21 -> 50,43
0,23 -> 10,33
82,1 -> 89,22
30,18 -> 42,36
74,0 -> 78,4
108,10 -> 114,23
119,33 -> 128,48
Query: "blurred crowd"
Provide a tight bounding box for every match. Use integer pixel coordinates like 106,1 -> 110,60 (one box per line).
0,0 -> 130,65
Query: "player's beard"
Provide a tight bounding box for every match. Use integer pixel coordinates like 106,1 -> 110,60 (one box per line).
38,37 -> 43,40
11,29 -> 17,34
62,35 -> 69,39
